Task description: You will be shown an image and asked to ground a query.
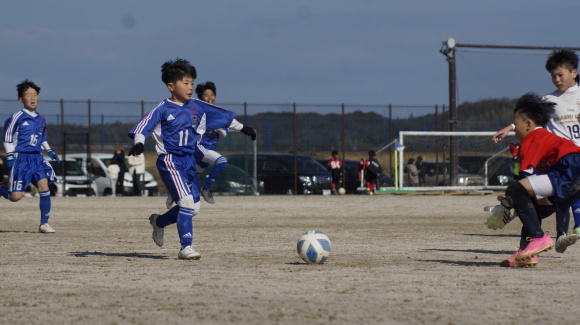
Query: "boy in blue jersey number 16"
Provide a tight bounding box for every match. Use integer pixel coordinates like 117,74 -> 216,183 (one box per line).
128,58 -> 256,260
1,80 -> 60,233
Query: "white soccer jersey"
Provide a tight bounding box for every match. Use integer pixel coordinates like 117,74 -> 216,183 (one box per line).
543,84 -> 580,146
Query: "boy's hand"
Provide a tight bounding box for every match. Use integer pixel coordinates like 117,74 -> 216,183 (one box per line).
492,125 -> 513,143
6,153 -> 14,168
47,150 -> 60,164
129,143 -> 144,156
241,126 -> 257,141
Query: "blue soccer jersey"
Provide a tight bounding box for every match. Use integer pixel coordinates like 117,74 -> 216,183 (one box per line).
3,109 -> 48,153
129,98 -> 236,155
199,128 -> 228,151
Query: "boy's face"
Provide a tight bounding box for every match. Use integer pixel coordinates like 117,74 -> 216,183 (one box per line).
550,65 -> 578,92
200,89 -> 216,104
19,87 -> 39,111
167,76 -> 194,104
513,111 -> 535,141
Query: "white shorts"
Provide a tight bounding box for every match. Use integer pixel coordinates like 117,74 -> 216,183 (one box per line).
527,174 -> 554,201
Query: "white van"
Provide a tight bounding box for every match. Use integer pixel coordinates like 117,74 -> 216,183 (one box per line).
46,158 -> 98,196
66,153 -> 158,196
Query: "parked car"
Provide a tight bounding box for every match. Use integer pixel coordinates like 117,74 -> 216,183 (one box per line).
198,163 -> 264,195
66,153 -> 158,196
318,158 -> 393,193
46,158 -> 98,196
228,153 -> 332,194
417,159 -> 484,186
457,155 -> 515,186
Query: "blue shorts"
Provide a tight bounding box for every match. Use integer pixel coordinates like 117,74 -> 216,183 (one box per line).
546,153 -> 580,204
157,154 -> 200,203
9,152 -> 56,192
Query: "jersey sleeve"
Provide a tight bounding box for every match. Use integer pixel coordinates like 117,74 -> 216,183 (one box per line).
128,106 -> 164,140
3,113 -> 20,143
195,100 -> 236,131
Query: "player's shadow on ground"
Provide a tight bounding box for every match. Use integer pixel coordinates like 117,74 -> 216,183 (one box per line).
0,230 -> 38,233
423,248 -> 512,255
417,259 -> 498,267
463,233 -> 520,238
70,251 -> 168,259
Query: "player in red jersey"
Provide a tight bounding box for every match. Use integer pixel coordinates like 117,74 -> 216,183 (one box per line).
491,93 -> 580,267
327,151 -> 343,194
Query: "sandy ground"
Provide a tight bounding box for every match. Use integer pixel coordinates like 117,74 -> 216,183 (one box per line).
1,193 -> 580,325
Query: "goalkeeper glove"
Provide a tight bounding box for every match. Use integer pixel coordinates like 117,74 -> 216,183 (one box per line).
128,143 -> 144,156
6,152 -> 14,168
484,195 -> 516,230
129,142 -> 145,156
47,150 -> 61,164
241,126 -> 256,141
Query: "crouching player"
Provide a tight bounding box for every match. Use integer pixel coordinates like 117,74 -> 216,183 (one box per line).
486,93 -> 580,267
128,58 -> 256,260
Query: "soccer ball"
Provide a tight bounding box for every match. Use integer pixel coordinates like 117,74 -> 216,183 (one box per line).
338,187 -> 346,195
297,230 -> 332,264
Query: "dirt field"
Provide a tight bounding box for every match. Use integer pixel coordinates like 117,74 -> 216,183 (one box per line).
1,193 -> 580,325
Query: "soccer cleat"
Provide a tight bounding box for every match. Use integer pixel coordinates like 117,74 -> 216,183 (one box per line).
575,227 -> 580,237
38,223 -> 56,233
201,188 -> 215,204
165,194 -> 174,209
178,246 -> 201,260
515,234 -> 554,261
149,214 -> 164,247
555,233 -> 578,253
500,250 -> 538,267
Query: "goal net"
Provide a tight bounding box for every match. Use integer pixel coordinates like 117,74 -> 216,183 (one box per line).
398,131 -> 517,191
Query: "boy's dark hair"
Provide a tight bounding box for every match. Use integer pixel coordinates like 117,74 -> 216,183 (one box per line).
331,150 -> 338,156
161,58 -> 197,85
195,81 -> 217,99
16,79 -> 40,98
545,49 -> 579,82
368,150 -> 376,157
514,92 -> 556,127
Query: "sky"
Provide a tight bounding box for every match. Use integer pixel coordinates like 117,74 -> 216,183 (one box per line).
1,1 -> 580,107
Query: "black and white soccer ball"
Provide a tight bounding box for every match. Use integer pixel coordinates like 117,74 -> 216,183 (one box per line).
297,230 -> 332,264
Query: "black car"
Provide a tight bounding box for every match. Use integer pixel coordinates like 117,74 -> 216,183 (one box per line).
457,155 -> 515,186
319,158 -> 393,193
198,163 -> 263,195
228,153 -> 332,194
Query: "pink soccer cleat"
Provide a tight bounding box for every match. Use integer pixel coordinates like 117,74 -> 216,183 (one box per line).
515,234 -> 553,261
500,250 -> 538,267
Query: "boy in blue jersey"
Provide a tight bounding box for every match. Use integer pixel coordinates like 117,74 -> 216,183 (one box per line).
1,80 -> 60,233
166,81 -> 230,207
128,58 -> 256,260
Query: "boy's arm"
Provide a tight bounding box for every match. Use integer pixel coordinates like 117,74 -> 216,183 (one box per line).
228,119 -> 256,141
41,141 -> 60,163
492,124 -> 515,143
128,107 -> 163,155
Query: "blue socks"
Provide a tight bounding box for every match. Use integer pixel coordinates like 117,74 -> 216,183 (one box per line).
204,157 -> 227,190
154,205 -> 196,248
572,200 -> 580,230
39,190 -> 51,224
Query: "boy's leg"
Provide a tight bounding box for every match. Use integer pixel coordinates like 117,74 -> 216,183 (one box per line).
154,154 -> 201,255
508,179 -> 553,260
572,200 -> 580,235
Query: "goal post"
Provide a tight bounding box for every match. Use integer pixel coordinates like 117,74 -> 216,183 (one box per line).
398,131 -> 517,191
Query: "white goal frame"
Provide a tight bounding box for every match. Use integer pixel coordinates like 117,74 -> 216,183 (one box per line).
398,131 -> 514,191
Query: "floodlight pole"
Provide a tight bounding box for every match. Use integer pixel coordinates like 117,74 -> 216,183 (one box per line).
440,38 -> 458,185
